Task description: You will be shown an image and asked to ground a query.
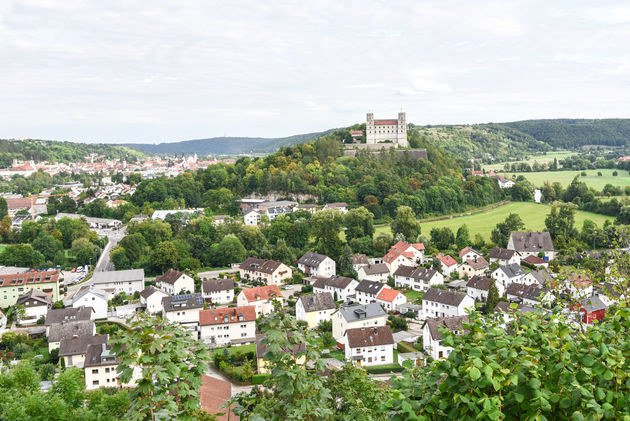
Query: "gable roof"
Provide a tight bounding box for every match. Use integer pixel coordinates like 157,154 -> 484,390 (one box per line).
338,302 -> 387,323
359,263 -> 389,275
298,293 -> 336,312
423,288 -> 468,307
162,293 -> 204,312
509,232 -> 554,252
297,251 -> 329,267
202,278 -> 235,294
423,316 -> 468,341
506,282 -> 546,301
351,254 -> 369,265
436,253 -> 457,267
459,246 -> 480,258
523,255 -> 547,265
497,263 -> 526,278
240,284 -> 282,302
376,288 -> 403,302
84,343 -> 118,368
383,241 -> 424,264
48,320 -> 95,343
577,296 -> 607,313
463,256 -> 489,270
45,306 -> 92,325
68,285 -> 109,304
527,270 -> 554,285
139,285 -> 168,299
16,289 -> 52,307
355,279 -> 385,295
240,257 -> 283,274
488,248 -> 518,260
59,334 -> 108,356
156,269 -> 186,285
393,265 -> 439,282
199,306 -> 257,325
0,269 -> 59,288
346,326 -> 394,348
312,275 -> 356,290
466,275 -> 493,291
92,269 -> 144,285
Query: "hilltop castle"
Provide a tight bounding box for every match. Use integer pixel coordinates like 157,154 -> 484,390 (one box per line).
366,112 -> 408,147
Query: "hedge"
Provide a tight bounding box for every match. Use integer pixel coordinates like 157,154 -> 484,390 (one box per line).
252,374 -> 270,384
365,364 -> 403,374
397,341 -> 416,353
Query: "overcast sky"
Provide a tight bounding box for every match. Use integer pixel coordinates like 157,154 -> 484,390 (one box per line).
1,1 -> 629,143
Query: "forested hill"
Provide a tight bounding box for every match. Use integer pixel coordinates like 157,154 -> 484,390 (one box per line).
0,138 -> 146,167
123,129 -> 338,155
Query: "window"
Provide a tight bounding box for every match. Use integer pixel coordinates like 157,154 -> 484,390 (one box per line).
105,367 -> 110,373
93,380 -> 99,386
381,356 -> 386,361
92,369 -> 98,374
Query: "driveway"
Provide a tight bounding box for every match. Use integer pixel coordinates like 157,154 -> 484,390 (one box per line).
206,364 -> 254,397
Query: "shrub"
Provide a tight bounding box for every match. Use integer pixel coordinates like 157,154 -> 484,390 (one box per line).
365,364 -> 403,374
252,374 -> 270,384
39,363 -> 56,381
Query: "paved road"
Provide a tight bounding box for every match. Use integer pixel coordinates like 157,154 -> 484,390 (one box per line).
198,268 -> 238,279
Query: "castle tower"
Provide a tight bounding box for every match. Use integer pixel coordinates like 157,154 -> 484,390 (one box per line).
397,112 -> 408,147
366,113 -> 375,144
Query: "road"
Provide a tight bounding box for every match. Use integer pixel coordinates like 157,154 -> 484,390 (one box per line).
198,268 -> 238,279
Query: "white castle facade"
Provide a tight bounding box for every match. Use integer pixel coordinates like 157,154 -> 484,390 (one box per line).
366,112 -> 408,147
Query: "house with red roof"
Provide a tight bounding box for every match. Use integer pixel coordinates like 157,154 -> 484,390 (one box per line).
236,284 -> 284,317
199,306 -> 257,347
375,288 -> 407,312
435,253 -> 458,276
382,241 -> 425,274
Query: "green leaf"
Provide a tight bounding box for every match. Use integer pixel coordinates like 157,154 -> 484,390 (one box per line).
469,367 -> 481,381
560,397 -> 572,409
529,377 -> 541,389
581,355 -> 595,367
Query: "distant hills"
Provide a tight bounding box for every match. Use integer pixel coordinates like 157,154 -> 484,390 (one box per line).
123,129 -> 339,156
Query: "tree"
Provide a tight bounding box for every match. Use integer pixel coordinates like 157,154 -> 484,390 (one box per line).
0,197 -> 7,219
338,245 -> 355,277
486,280 -> 500,313
490,213 -> 525,248
390,206 -> 421,242
430,227 -> 455,250
545,202 -> 578,242
111,313 -> 211,421
206,234 -> 246,267
343,207 -> 374,242
455,224 -> 470,250
373,232 -> 393,255
151,241 -> 179,273
311,209 -> 344,261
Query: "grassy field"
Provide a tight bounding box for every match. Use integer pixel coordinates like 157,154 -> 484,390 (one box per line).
498,169 -> 630,190
375,202 -> 614,241
483,151 -> 576,171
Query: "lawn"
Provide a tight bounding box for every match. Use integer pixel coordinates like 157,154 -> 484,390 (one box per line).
483,151 -> 576,172
499,169 -> 630,190
211,343 -> 256,357
0,244 -> 6,253
375,202 -> 614,241
403,290 -> 424,303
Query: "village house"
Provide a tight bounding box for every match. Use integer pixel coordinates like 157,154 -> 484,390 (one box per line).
256,333 -> 306,374
393,266 -> 444,292
457,256 -> 490,279
297,251 -> 336,278
549,275 -> 593,300
322,202 -> 348,213
466,276 -> 504,302
343,326 -> 394,367
435,253 -> 458,276
571,295 -> 607,324
357,263 -> 390,282
492,263 -> 526,289
383,241 -> 425,273
243,208 -> 261,226
459,246 -> 482,262
45,306 -> 93,335
506,282 -> 554,306
91,269 -> 145,296
351,254 -> 370,273
520,269 -> 554,286
312,275 -> 358,302
0,269 -> 60,308
487,248 -> 521,266
521,255 -> 549,268
507,231 -> 556,260
66,285 -> 109,320
237,284 -> 284,317
332,302 -> 388,342
293,204 -> 318,214
162,293 -> 205,330
156,269 -> 195,295
354,280 -> 386,305
83,343 -> 140,390
375,288 -> 407,312
201,278 -> 235,304
422,288 -> 474,319
239,257 -> 292,286
15,289 -> 52,325
199,306 -> 257,347
59,334 -> 109,368
139,286 -> 169,314
48,320 -> 96,351
295,292 -> 336,329
422,316 -> 468,360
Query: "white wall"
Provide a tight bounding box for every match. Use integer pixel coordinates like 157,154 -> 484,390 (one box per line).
199,320 -> 256,346
72,293 -> 107,319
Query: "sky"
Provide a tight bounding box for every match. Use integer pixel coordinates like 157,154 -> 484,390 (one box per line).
1,1 -> 629,143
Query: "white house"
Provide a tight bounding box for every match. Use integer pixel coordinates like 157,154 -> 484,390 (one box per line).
352,254 -> 370,273
487,248 -> 522,266
312,275 -> 358,302
507,232 -> 556,260
520,269 -> 554,286
332,302 -> 388,342
393,266 -> 444,292
343,326 -> 394,367
66,286 -> 109,320
243,208 -> 261,226
91,269 -> 145,296
435,253 -> 458,276
162,293 -> 204,329
84,343 -> 140,390
59,334 -> 109,368
357,263 -> 390,282
422,316 -> 468,360
201,278 -> 235,304
457,256 -> 489,279
156,269 -> 195,295
295,293 -> 336,329
491,263 -> 526,289
383,241 -> 425,273
422,288 -> 474,319
322,202 -> 348,214
239,257 -> 293,286
297,251 -> 336,278
466,276 -> 504,302
199,306 -> 257,347
140,286 -> 169,314
236,284 -> 284,317
375,288 -> 407,312
354,280 -> 386,305
15,289 -> 52,325
459,246 -> 482,263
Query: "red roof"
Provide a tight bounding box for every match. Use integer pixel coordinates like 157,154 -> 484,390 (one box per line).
6,197 -> 32,210
523,255 -> 546,265
383,241 -> 424,264
411,243 -> 425,251
199,306 -> 256,325
374,119 -> 398,125
0,270 -> 59,287
240,285 -> 282,302
436,253 -> 457,267
459,246 -> 474,258
376,288 -> 402,302
350,130 -> 363,135
199,375 -> 234,421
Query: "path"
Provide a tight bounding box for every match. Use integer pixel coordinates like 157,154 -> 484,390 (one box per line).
205,364 -> 254,396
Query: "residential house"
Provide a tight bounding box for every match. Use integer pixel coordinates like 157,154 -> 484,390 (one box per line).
351,254 -> 369,273
435,253 -> 458,276
201,278 -> 235,304
66,286 -> 109,319
357,264 -> 390,282
487,248 -> 521,266
491,263 -> 526,289
237,285 -> 284,317
572,296 -> 607,324
294,204 -> 318,214
596,283 -> 625,307
422,288 -> 474,319
156,269 -> 195,295
393,266 -> 443,292
48,320 -> 96,351
15,289 -> 52,325
239,257 -> 292,286
139,286 -> 169,314
162,293 -> 204,329
256,333 -> 306,374
422,316 -> 468,360
549,275 -> 593,300
466,276 -> 504,302
354,280 -> 386,305
459,246 -> 482,262
0,269 -> 60,307
91,269 -> 145,296
45,306 -> 93,335
520,269 -> 554,286
243,208 -> 261,226
343,326 -> 394,367
297,252 -> 336,278
322,202 -> 348,213
507,231 -> 556,260
84,343 -> 140,390
59,334 -> 109,368
457,256 -> 489,279
506,283 -> 554,306
376,288 -> 407,312
522,255 -> 549,268
332,302 -> 388,342
295,293 -> 336,329
383,241 -> 425,273
199,306 -> 257,347
312,275 -> 358,302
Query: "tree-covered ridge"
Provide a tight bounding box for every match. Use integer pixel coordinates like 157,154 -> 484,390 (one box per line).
504,118 -> 630,148
0,138 -> 146,167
